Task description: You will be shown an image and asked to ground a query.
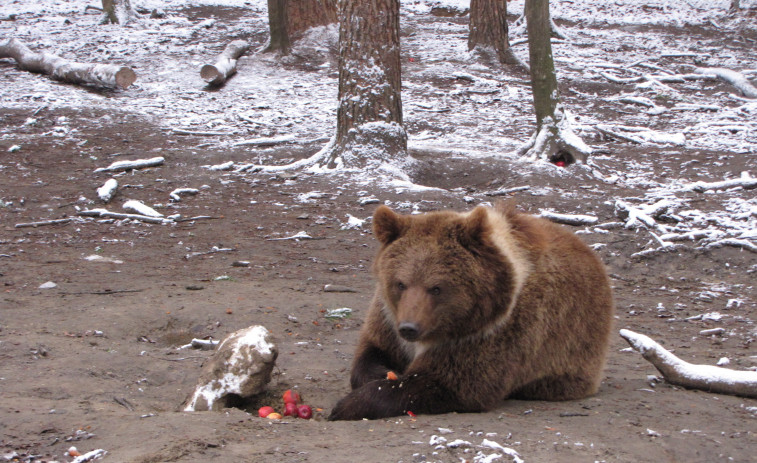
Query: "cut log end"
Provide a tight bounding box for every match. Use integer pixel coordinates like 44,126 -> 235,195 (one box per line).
115,67 -> 137,89
200,64 -> 224,85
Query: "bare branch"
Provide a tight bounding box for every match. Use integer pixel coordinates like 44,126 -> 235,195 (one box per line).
620,329 -> 757,398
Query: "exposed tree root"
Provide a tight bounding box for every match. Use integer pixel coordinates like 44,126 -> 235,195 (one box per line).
518,106 -> 591,164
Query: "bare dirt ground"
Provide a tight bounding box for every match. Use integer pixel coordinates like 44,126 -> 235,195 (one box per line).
2,4 -> 757,463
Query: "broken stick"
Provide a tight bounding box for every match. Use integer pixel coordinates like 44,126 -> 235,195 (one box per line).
620,329 -> 757,398
0,38 -> 136,90
200,40 -> 250,86
15,218 -> 72,228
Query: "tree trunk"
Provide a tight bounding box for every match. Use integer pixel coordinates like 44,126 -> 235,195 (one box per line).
519,0 -> 590,164
266,0 -> 338,54
287,0 -> 337,39
266,0 -> 290,54
526,0 -> 558,132
324,0 -> 407,169
468,0 -> 523,68
0,38 -> 137,90
101,0 -> 137,25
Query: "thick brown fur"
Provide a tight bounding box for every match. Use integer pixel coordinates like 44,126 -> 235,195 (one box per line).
329,203 -> 615,420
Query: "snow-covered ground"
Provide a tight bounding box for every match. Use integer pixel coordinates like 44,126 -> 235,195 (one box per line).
1,0 -> 755,255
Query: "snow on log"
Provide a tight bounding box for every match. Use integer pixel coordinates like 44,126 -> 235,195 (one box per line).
78,208 -> 172,224
231,134 -> 296,147
695,67 -> 757,99
615,199 -> 677,229
685,171 -> 757,192
595,124 -> 685,145
619,329 -> 757,398
97,178 -> 118,202
122,200 -> 162,217
200,40 -> 250,86
93,156 -> 164,173
705,238 -> 757,253
169,188 -> 199,202
0,38 -> 136,90
203,161 -> 235,171
539,210 -> 599,226
71,449 -> 107,463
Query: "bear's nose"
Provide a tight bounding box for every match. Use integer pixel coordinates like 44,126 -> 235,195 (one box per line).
398,322 -> 420,342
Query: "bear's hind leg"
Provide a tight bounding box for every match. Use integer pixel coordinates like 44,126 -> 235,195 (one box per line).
511,374 -> 600,401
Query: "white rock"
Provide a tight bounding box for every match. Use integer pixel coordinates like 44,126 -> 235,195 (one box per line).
39,281 -> 57,289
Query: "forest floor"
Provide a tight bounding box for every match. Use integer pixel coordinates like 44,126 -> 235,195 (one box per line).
1,1 -> 756,462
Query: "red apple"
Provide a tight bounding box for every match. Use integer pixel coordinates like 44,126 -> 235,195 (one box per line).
283,401 -> 299,417
258,406 -> 275,418
282,389 -> 301,405
297,404 -> 312,419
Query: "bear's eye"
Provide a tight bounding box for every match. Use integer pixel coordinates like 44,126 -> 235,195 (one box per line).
429,286 -> 442,296
396,281 -> 406,291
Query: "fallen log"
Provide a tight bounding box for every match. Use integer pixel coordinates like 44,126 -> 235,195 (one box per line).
200,40 -> 250,86
94,156 -> 164,173
79,208 -> 172,224
695,67 -> 757,98
538,210 -> 599,226
686,172 -> 757,192
620,329 -> 757,398
0,38 -> 136,90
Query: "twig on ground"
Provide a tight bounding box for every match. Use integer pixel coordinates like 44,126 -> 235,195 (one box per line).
15,218 -> 72,228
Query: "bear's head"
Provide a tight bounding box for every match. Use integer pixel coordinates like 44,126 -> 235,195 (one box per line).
372,205 -> 526,344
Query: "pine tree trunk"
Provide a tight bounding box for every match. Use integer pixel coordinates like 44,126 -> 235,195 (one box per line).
287,0 -> 337,39
266,0 -> 291,53
468,0 -> 520,66
266,0 -> 337,54
324,0 -> 407,169
525,0 -> 558,131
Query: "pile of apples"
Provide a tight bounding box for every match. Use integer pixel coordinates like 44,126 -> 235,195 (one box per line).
258,389 -> 312,420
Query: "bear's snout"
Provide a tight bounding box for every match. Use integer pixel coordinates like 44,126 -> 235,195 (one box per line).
398,321 -> 421,342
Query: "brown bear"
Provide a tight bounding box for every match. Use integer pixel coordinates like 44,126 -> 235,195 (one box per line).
328,203 -> 614,420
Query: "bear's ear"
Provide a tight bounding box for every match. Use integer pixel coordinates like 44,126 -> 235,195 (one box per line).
460,206 -> 491,248
373,205 -> 405,245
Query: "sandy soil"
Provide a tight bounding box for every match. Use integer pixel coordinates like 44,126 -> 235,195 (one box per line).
1,3 -> 756,463
1,107 -> 755,462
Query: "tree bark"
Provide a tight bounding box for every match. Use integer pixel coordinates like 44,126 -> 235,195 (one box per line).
200,40 -> 250,86
468,0 -> 523,68
0,38 -> 137,90
101,0 -> 137,25
526,0 -> 558,132
324,0 -> 407,169
519,0 -> 590,164
266,0 -> 290,54
265,0 -> 337,54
